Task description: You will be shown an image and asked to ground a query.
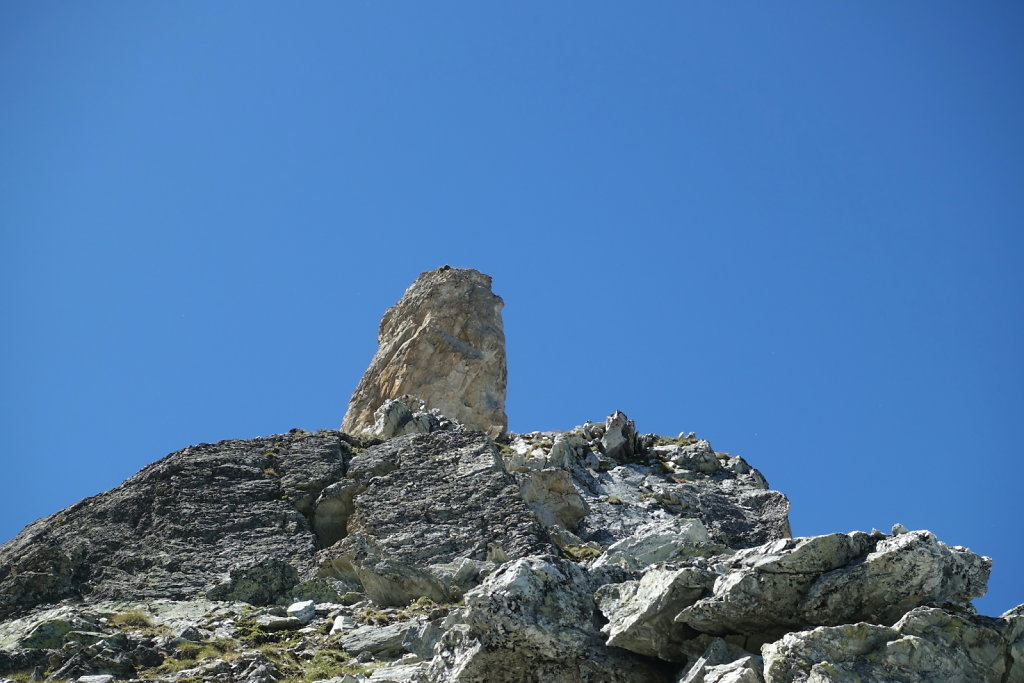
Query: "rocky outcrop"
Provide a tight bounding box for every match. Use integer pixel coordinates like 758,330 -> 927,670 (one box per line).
341,267 -> 508,436
596,527 -> 992,663
426,555 -> 673,682
314,428 -> 554,606
0,429 -> 353,619
761,606 -> 1019,682
0,411 -> 1016,682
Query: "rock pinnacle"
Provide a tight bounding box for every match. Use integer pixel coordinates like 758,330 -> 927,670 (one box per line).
341,266 -> 508,435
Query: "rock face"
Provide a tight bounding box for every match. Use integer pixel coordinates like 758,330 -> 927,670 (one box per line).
341,267 -> 508,436
0,410 -> 1018,683
0,429 -> 353,620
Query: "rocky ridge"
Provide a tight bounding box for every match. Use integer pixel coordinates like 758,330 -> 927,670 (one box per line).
0,408 -> 1019,682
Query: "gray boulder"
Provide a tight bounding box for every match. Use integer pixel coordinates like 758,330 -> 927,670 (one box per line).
596,529 -> 991,663
593,517 -> 715,571
761,607 -> 1015,682
677,530 -> 989,640
427,555 -> 672,682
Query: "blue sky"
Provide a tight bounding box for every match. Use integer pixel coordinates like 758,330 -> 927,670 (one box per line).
2,2 -> 1021,615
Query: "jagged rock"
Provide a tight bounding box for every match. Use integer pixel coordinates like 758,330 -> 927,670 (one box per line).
254,613 -> 303,631
519,469 -> 589,530
229,650 -> 281,683
666,440 -> 721,474
593,517 -> 714,571
601,411 -> 640,461
342,267 -> 508,436
596,564 -> 716,661
554,415 -> 791,552
316,429 -> 552,605
1004,604 -> 1024,682
16,609 -> 99,649
0,393 -> 1014,683
595,529 -> 991,663
798,530 -> 990,625
0,430 -> 351,618
676,530 -> 989,641
339,621 -> 414,658
368,663 -> 429,682
761,606 -> 1014,682
677,639 -> 764,683
370,398 -> 443,439
427,555 -> 673,682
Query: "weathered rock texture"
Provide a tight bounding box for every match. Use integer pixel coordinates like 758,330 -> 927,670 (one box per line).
0,410 -> 1018,683
0,429 -> 353,620
341,267 -> 508,436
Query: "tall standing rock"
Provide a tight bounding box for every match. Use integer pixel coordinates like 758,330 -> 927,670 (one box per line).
341,267 -> 508,435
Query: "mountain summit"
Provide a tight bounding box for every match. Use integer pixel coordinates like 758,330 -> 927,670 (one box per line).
0,270 -> 1020,683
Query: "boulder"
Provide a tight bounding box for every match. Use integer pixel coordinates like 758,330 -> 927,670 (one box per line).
339,621 -> 415,658
342,267 -> 508,436
761,607 -> 1013,682
593,517 -> 714,571
426,555 -> 672,682
370,398 -> 444,439
677,639 -> 764,683
519,469 -> 589,530
596,565 -> 716,661
286,599 -> 316,624
676,530 -> 989,641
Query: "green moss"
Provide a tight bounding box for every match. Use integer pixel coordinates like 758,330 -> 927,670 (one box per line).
234,618 -> 271,644
606,496 -> 622,505
563,545 -> 602,562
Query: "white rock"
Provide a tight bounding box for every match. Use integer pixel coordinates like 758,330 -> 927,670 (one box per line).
286,599 -> 316,624
330,614 -> 357,635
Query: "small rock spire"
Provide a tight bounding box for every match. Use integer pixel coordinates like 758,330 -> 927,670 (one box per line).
341,267 -> 508,435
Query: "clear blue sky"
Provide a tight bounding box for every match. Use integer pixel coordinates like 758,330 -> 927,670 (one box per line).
2,2 -> 1021,615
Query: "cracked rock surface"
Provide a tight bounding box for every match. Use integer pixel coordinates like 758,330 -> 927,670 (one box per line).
341,267 -> 508,436
0,409 -> 1018,682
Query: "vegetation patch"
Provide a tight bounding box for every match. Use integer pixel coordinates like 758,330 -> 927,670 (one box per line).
654,434 -> 699,447
109,610 -> 154,629
562,545 -> 602,563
